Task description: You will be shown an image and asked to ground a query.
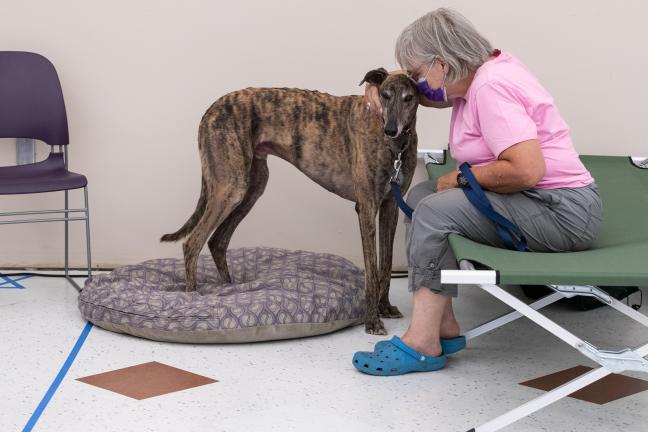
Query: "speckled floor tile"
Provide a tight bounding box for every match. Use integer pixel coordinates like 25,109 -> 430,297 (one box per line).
1,274 -> 646,431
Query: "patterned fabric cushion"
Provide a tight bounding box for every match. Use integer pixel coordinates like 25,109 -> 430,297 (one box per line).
78,247 -> 366,343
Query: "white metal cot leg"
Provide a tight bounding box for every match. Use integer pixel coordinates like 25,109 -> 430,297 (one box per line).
469,367 -> 612,432
442,260 -> 648,432
464,292 -> 564,340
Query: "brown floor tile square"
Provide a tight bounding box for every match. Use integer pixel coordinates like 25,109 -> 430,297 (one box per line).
77,361 -> 217,400
520,365 -> 648,404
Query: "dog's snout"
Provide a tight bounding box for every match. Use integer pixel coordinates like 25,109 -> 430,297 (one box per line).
384,126 -> 398,137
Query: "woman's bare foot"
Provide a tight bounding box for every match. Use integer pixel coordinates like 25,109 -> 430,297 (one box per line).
399,316 -> 459,357
400,332 -> 443,357
440,300 -> 461,339
398,288 -> 457,357
440,318 -> 461,339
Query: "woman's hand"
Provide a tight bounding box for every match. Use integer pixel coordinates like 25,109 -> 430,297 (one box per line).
364,70 -> 409,117
436,170 -> 459,192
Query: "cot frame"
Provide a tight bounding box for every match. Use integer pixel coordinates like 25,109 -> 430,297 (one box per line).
418,149 -> 648,430
441,261 -> 648,432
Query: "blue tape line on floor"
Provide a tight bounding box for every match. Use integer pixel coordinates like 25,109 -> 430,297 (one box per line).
0,275 -> 33,289
23,322 -> 94,432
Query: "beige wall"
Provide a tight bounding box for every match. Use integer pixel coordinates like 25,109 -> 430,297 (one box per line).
1,0 -> 646,269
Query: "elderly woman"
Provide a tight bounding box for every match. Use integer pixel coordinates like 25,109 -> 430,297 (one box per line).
353,8 -> 603,376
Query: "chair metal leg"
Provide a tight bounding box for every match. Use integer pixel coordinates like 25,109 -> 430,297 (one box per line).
61,186 -> 91,292
64,189 -> 69,278
84,186 -> 92,282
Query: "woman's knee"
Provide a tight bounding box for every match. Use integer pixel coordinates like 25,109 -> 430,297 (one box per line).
410,188 -> 467,231
405,180 -> 438,210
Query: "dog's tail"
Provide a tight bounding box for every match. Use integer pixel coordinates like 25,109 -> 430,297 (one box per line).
160,178 -> 207,242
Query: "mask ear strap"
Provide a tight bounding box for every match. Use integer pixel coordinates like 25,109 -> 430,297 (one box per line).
438,58 -> 448,79
419,58 -> 437,82
438,61 -> 448,102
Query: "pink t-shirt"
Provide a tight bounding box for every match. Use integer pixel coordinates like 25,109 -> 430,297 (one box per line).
449,51 -> 593,189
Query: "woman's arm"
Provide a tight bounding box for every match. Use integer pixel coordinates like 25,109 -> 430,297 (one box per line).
436,139 -> 546,193
471,139 -> 546,193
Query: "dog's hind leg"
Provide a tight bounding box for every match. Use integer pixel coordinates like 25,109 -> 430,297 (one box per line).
207,157 -> 270,283
182,115 -> 258,291
182,175 -> 249,292
377,195 -> 403,318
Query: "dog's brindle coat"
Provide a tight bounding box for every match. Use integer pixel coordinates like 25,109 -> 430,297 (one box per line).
161,69 -> 419,334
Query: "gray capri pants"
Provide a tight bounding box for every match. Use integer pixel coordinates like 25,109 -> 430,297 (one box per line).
404,181 -> 603,297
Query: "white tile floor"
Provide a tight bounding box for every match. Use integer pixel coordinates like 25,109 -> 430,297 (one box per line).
1,274 -> 647,432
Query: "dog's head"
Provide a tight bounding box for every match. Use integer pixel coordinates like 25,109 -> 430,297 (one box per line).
360,68 -> 419,139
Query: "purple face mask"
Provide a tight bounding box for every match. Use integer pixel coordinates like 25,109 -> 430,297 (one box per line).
415,60 -> 447,102
416,80 -> 446,102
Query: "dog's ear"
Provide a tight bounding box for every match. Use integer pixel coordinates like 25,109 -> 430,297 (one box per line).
359,68 -> 388,86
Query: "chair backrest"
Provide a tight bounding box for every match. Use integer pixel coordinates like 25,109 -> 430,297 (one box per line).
0,51 -> 69,145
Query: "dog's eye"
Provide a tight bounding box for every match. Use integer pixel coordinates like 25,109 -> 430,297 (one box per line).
381,92 -> 391,100
403,94 -> 413,102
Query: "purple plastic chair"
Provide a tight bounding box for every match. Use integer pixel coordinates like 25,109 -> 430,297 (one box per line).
0,51 -> 91,289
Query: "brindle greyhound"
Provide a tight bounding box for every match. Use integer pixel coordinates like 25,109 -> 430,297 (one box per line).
161,68 -> 419,334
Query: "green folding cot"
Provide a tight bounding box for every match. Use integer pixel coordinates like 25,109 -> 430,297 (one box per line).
422,150 -> 648,432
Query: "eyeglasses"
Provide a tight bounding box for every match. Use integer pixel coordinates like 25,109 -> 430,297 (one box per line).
407,57 -> 439,82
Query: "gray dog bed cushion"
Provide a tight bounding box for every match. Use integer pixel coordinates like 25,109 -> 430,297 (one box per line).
78,247 -> 366,343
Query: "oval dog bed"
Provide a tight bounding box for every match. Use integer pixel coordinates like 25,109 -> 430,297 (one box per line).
78,247 -> 366,343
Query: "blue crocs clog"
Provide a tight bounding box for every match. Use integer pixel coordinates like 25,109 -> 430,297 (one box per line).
352,336 -> 446,376
375,335 -> 466,355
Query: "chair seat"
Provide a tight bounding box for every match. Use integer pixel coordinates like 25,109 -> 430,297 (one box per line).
0,152 -> 87,194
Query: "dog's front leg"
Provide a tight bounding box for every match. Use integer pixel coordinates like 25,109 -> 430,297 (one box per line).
378,195 -> 403,318
356,201 -> 385,335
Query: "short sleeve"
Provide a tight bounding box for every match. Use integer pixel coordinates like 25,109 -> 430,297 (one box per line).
474,82 -> 537,158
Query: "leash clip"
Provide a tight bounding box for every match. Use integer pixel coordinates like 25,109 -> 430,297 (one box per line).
391,152 -> 403,183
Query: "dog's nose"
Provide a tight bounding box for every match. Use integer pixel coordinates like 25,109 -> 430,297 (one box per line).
384,127 -> 398,137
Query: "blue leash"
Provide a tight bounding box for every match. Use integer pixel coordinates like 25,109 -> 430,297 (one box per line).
458,162 -> 527,251
389,157 -> 527,251
390,180 -> 413,219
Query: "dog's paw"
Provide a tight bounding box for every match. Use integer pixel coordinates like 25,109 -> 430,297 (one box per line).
365,320 -> 387,335
379,303 -> 404,319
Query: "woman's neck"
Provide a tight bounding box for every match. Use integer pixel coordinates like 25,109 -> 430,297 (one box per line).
446,55 -> 497,100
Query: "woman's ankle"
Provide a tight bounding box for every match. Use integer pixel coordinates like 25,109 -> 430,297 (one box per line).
401,333 -> 443,357
439,319 -> 460,339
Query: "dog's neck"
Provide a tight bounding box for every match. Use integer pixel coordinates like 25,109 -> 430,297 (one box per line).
385,134 -> 411,154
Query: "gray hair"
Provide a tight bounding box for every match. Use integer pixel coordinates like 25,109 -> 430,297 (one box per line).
395,8 -> 493,82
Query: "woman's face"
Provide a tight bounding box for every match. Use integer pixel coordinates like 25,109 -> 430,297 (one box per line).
408,59 -> 446,90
